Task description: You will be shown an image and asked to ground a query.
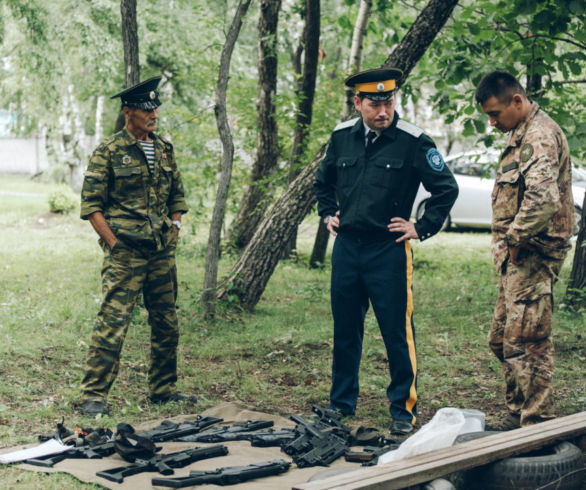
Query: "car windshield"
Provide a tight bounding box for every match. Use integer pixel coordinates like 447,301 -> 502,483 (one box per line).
446,153 -> 497,179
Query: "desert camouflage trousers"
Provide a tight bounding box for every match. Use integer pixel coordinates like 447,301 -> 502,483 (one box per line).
80,239 -> 179,402
489,252 -> 564,426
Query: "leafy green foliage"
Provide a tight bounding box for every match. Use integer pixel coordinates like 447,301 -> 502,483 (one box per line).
48,185 -> 78,214
410,0 -> 586,160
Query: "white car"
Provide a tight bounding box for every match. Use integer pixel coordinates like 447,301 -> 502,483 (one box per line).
412,151 -> 585,233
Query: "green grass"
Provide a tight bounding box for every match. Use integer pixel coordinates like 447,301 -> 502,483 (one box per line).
0,175 -> 584,488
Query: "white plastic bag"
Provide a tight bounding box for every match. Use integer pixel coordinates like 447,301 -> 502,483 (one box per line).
377,407 -> 485,465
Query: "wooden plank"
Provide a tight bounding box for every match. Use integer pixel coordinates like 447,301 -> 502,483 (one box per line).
293,411 -> 586,490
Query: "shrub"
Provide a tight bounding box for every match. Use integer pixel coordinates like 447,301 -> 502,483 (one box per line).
48,186 -> 77,214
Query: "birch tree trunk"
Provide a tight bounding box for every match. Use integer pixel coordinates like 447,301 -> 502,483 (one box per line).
202,0 -> 253,318
342,0 -> 373,119
230,0 -> 283,250
220,0 -> 461,310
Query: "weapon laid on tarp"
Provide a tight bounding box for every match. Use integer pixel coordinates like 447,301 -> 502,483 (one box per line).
281,406 -> 352,468
176,419 -> 274,443
345,443 -> 400,465
177,427 -> 295,446
249,428 -> 297,447
96,444 -> 229,484
309,406 -> 352,439
151,458 -> 291,488
25,421 -> 115,467
25,432 -> 115,467
138,415 -> 223,442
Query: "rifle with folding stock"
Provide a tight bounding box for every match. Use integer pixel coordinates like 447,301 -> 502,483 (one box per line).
151,459 -> 291,488
96,444 -> 229,483
138,415 -> 223,442
176,419 -> 274,443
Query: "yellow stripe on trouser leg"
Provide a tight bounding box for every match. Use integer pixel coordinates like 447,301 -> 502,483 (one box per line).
404,240 -> 417,424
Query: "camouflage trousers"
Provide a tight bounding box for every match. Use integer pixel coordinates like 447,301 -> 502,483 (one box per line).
80,239 -> 179,402
489,251 -> 564,426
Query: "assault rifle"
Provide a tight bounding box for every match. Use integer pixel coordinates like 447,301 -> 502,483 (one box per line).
96,444 -> 229,484
178,427 -> 295,446
138,415 -> 223,442
176,419 -> 274,443
151,459 -> 291,488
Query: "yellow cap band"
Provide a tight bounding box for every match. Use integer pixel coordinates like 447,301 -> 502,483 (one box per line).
354,79 -> 396,95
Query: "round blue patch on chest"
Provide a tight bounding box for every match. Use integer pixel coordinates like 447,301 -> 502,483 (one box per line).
426,148 -> 445,172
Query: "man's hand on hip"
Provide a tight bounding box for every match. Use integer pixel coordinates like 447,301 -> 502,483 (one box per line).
325,211 -> 340,237
388,217 -> 419,242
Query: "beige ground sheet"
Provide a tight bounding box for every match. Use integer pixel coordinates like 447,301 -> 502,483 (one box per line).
1,402 -> 361,489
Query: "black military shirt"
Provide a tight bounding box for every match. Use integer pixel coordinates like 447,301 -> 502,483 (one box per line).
314,113 -> 458,241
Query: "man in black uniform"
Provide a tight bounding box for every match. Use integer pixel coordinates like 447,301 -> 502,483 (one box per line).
314,68 -> 458,435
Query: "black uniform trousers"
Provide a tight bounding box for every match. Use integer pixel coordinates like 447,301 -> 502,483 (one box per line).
329,234 -> 417,423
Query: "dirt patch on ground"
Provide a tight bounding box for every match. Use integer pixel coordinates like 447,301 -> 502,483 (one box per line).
32,212 -> 64,228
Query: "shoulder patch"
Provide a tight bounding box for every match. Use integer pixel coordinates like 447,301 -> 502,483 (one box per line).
334,117 -> 359,132
520,143 -> 534,162
396,119 -> 424,138
426,148 -> 445,172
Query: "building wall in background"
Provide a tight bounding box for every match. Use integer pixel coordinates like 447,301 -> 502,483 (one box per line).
0,135 -> 49,175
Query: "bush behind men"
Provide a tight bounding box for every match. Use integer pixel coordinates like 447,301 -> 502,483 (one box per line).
79,76 -> 196,416
476,71 -> 574,429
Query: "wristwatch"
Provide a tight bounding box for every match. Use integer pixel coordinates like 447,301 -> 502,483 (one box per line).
172,220 -> 182,230
324,216 -> 333,224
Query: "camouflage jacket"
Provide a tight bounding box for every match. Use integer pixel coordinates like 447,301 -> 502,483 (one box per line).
491,102 -> 574,270
80,127 -> 188,251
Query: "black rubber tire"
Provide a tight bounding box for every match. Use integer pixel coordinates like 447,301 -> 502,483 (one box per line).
454,431 -> 585,490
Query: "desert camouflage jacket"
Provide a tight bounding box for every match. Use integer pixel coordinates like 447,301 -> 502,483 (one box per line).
80,127 -> 188,251
491,102 -> 574,270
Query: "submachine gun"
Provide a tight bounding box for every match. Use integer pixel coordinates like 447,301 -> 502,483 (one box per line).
151,459 -> 291,488
281,405 -> 351,468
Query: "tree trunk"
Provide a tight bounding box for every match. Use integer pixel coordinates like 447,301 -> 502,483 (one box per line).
282,0 -> 321,259
382,0 -> 457,79
342,0 -> 373,119
311,0 -> 373,266
220,0 -> 460,310
230,0 -> 282,250
309,219 -> 330,268
566,193 -> 586,307
202,0 -> 253,319
219,144 -> 327,308
115,0 -> 140,132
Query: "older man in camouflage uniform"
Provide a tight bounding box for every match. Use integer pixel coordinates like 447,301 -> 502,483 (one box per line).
476,71 -> 574,429
79,76 -> 195,416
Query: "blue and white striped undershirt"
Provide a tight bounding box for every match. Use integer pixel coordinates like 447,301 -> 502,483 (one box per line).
138,140 -> 155,174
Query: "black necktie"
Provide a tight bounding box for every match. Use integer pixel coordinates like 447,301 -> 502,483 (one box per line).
366,130 -> 377,150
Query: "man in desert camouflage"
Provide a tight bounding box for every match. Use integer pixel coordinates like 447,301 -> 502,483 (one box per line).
475,71 -> 574,429
78,76 -> 195,416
